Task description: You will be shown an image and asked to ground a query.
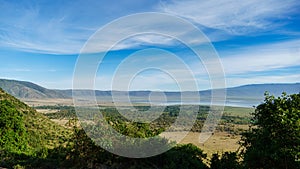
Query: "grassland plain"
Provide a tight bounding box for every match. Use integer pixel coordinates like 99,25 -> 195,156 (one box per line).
33,101 -> 254,158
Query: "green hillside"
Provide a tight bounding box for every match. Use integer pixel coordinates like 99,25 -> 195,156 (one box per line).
0,88 -> 71,167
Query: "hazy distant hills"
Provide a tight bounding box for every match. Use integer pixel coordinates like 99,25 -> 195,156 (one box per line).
0,79 -> 67,99
0,78 -> 299,107
225,83 -> 300,97
59,83 -> 300,99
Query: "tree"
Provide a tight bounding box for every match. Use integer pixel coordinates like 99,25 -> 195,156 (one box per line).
162,143 -> 208,169
0,100 -> 29,154
210,152 -> 240,169
240,93 -> 300,169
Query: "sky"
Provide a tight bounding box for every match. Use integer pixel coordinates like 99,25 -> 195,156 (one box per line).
0,0 -> 300,91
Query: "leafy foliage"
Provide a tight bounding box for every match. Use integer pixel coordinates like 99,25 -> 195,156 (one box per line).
0,100 -> 30,154
210,152 -> 240,169
0,88 -> 71,168
65,126 -> 208,169
44,106 -> 77,119
240,92 -> 300,169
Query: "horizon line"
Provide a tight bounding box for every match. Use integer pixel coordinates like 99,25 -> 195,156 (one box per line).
1,78 -> 299,92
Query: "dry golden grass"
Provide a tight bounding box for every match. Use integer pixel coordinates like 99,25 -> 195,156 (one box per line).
161,131 -> 241,157
23,98 -> 152,107
22,98 -> 74,106
36,109 -> 57,114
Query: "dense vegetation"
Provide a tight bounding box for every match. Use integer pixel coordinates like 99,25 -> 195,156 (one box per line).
240,92 -> 300,168
0,100 -> 31,155
1,88 -> 299,168
0,88 -> 70,167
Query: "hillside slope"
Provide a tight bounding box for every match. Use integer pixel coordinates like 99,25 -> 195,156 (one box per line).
0,79 -> 68,99
0,88 -> 71,152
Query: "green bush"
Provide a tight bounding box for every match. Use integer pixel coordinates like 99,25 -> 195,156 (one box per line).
240,93 -> 300,169
0,100 -> 30,154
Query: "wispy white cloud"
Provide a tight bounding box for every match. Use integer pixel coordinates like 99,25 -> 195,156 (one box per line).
1,0 -> 298,54
0,3 -> 212,54
0,1 -> 90,54
160,0 -> 299,35
221,39 -> 300,74
189,39 -> 300,75
226,74 -> 300,87
0,0 -> 175,54
74,0 -> 300,53
80,13 -> 212,53
104,34 -> 180,52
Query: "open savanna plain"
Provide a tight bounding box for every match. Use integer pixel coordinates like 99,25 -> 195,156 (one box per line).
30,98 -> 254,158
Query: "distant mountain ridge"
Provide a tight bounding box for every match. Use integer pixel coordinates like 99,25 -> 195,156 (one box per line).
225,83 -> 300,97
0,78 -> 299,107
0,79 -> 67,99
59,83 -> 300,98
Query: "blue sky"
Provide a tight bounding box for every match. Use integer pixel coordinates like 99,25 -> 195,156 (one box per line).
0,0 -> 299,90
